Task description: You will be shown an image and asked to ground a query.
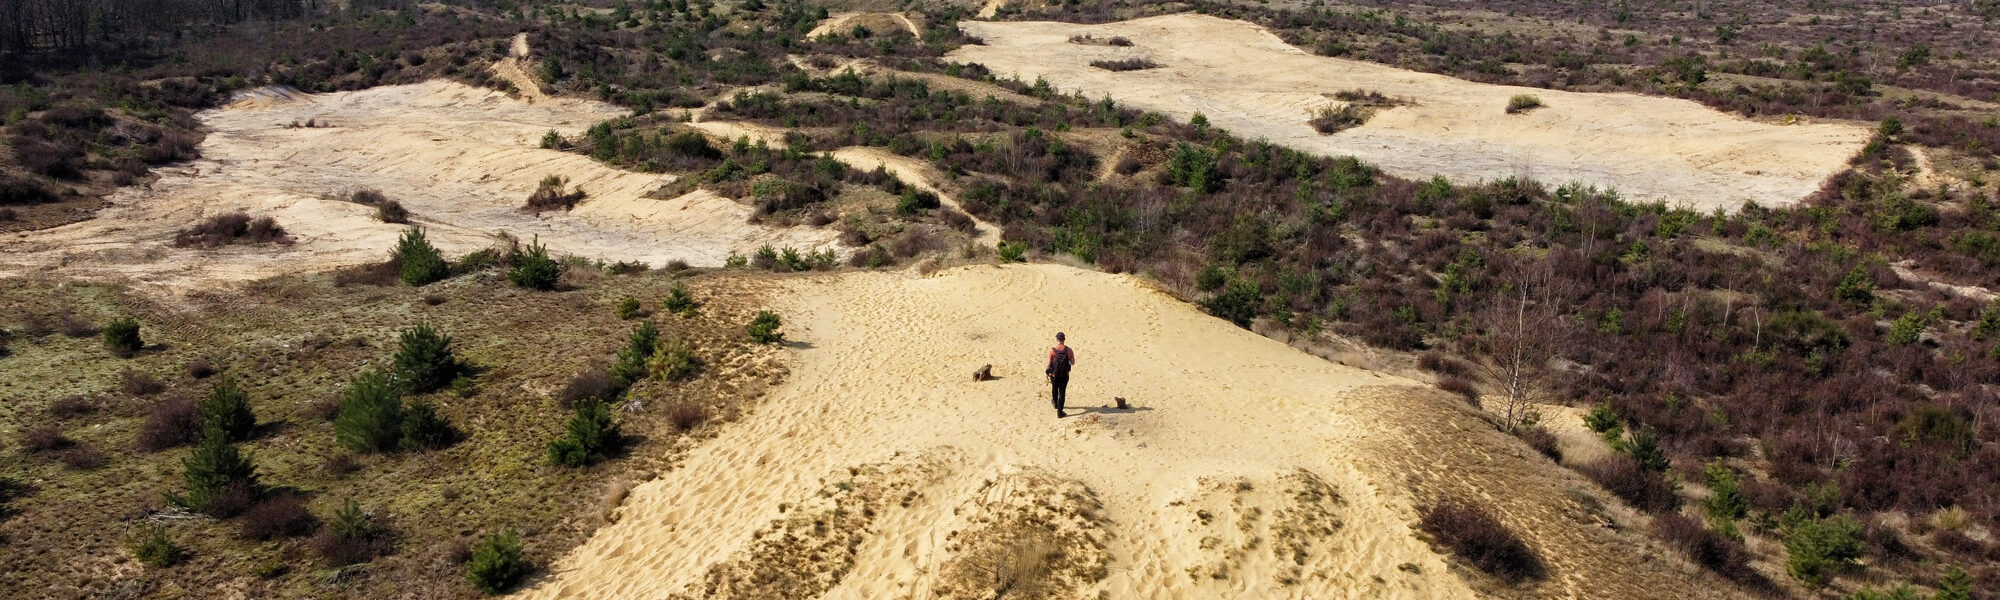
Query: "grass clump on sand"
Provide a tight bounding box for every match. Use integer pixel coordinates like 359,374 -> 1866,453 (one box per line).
1506,94 -> 1544,114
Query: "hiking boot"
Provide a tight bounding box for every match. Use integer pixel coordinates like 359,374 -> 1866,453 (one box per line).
1057,409 -> 1068,419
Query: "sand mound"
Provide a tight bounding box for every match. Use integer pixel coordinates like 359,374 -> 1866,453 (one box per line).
522,264 -> 1746,599
0,80 -> 835,290
948,14 -> 1870,210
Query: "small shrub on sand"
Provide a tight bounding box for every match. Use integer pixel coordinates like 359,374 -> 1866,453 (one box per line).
395,227 -> 450,286
998,241 -> 1027,262
1436,375 -> 1480,406
646,337 -> 699,381
1505,94 -> 1544,114
523,174 -> 586,212
747,310 -> 783,344
129,526 -> 184,567
350,189 -> 410,223
508,236 -> 560,290
172,212 -> 292,248
1652,513 -> 1754,581
1417,498 -> 1545,583
103,318 -> 142,357
465,528 -> 529,594
1578,455 -> 1679,512
668,401 -> 707,431
1309,104 -> 1370,134
1090,57 -> 1159,71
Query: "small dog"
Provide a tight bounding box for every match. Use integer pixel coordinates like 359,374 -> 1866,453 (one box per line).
973,364 -> 994,382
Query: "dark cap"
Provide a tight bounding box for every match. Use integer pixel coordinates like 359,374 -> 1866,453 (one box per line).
1056,332 -> 1065,341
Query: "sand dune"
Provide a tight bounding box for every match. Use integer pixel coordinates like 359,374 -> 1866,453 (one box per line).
948,14 -> 1870,210
523,264 -> 1747,599
0,80 -> 835,290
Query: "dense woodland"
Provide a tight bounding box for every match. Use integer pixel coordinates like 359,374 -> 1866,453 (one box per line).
3,0 -> 2000,597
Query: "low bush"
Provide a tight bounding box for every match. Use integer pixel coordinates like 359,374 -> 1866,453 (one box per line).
747,310 -> 783,344
940,207 -> 976,232
611,320 -> 659,383
120,368 -> 164,395
1416,499 -> 1545,583
240,495 -> 318,540
1516,425 -> 1561,462
465,528 -> 529,595
1579,455 -> 1680,512
102,318 -> 142,357
314,499 -> 392,566
129,526 -> 184,567
395,227 -> 450,287
647,337 -> 699,381
1089,57 -> 1159,71
1783,512 -> 1865,589
57,444 -> 106,470
1436,375 -> 1480,406
1505,94 -> 1544,114
59,313 -> 96,337
895,189 -> 941,214
47,396 -> 94,419
668,401 -> 707,431
558,369 -> 624,409
172,212 -> 292,248
508,236 -> 560,290
1652,512 -> 1754,581
663,284 -> 698,316
998,242 -> 1027,262
393,322 -> 462,394
20,424 -> 71,453
138,397 -> 201,451
523,174 -> 586,212
1309,104 -> 1370,134
617,297 -> 644,320
350,189 -> 409,223
549,398 -> 621,467
1417,351 -> 1471,377
400,399 -> 456,450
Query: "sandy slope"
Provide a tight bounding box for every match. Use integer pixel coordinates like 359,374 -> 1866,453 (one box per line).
948,14 -> 1870,210
0,80 -> 835,290
522,264 -> 1747,599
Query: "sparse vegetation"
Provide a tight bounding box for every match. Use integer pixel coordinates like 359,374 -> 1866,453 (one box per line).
172,212 -> 292,248
1090,57 -> 1159,71
523,174 -> 586,212
1416,498 -> 1544,583
128,526 -> 185,568
1505,94 -> 1545,114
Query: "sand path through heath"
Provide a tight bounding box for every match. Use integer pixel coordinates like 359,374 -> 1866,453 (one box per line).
521,264 -> 1748,599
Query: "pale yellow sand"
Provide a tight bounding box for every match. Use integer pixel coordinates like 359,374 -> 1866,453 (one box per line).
948,14 -> 1870,210
521,264 -> 1747,599
0,79 -> 835,291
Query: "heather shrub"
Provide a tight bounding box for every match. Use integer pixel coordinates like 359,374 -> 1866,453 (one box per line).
172,212 -> 291,248
57,444 -> 106,470
46,396 -> 93,419
558,369 -> 624,408
120,368 -> 164,396
1417,499 -> 1544,583
335,370 -> 405,453
668,401 -> 707,431
465,528 -> 529,594
129,526 -> 184,567
20,424 -> 71,453
1089,57 -> 1159,71
523,174 -> 586,212
197,378 -> 257,442
137,397 -> 201,451
1517,425 -> 1561,462
1652,512 -> 1754,581
1579,455 -> 1680,512
508,236 -> 560,290
396,227 -> 450,287
393,322 -> 462,394
1437,375 -> 1480,406
240,495 -> 317,540
549,397 -> 620,467
747,310 -> 783,344
102,318 -> 142,358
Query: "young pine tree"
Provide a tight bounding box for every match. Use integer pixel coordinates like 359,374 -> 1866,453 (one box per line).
396,227 -> 450,287
335,370 -> 405,453
181,425 -> 260,516
610,320 -> 659,383
393,322 -> 460,394
197,378 -> 257,442
549,398 -> 620,467
508,236 -> 561,290
465,528 -> 529,594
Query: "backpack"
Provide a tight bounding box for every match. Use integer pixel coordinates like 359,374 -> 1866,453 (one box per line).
1049,346 -> 1072,377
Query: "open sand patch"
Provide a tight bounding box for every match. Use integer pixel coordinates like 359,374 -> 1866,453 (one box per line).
948,14 -> 1871,210
0,80 -> 835,291
521,264 -> 1748,599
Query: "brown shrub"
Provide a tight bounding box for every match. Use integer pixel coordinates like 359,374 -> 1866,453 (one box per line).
185,358 -> 217,379
0,207 -> 16,221
890,228 -> 944,258
557,370 -> 623,409
332,258 -> 402,287
57,313 -> 96,338
940,208 -> 976,232
121,368 -> 164,396
47,396 -> 95,420
173,212 -> 293,248
837,224 -> 872,247
1112,155 -> 1143,176
312,526 -> 393,566
1417,351 -> 1472,377
1516,425 -> 1562,462
1416,499 -> 1545,583
1651,513 -> 1757,582
56,445 -> 107,470
1578,455 -> 1680,512
1090,58 -> 1159,71
137,397 -> 201,451
1436,375 -> 1480,406
20,424 -> 73,453
668,401 -> 707,431
241,495 -> 319,540
524,175 -> 586,212
323,454 -> 361,477
1935,528 -> 1989,556
806,212 -> 836,227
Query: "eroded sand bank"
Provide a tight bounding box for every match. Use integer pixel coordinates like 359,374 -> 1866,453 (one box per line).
949,14 -> 1869,210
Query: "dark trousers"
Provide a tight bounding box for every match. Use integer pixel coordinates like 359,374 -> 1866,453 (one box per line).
1050,375 -> 1069,411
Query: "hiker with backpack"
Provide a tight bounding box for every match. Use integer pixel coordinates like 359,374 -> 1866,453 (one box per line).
1047,332 -> 1076,418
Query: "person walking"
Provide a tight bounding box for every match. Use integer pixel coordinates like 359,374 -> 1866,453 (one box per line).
1046,332 -> 1076,418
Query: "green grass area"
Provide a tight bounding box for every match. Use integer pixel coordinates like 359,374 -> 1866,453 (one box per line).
0,266 -> 790,597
